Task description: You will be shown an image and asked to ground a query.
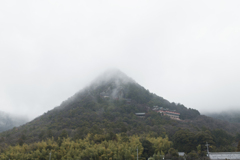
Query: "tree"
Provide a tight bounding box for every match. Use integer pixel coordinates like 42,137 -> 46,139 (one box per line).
140,139 -> 154,159
236,133 -> 240,142
59,129 -> 68,139
186,150 -> 198,160
173,130 -> 195,153
237,141 -> 240,151
195,131 -> 214,152
168,148 -> 179,157
147,135 -> 172,154
197,144 -> 201,154
153,151 -> 163,160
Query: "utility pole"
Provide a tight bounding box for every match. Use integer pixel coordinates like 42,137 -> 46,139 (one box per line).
205,142 -> 209,157
49,152 -> 51,160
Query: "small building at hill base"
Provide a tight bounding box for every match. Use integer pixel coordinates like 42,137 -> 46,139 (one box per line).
178,152 -> 185,157
178,152 -> 186,160
135,113 -> 145,118
209,152 -> 240,160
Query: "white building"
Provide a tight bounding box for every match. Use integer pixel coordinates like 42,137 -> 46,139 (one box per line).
209,152 -> 240,160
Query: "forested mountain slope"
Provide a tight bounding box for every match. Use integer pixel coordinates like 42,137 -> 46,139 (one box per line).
205,110 -> 240,124
0,69 -> 239,155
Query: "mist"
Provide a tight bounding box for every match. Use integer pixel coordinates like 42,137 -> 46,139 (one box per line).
1,1 -> 240,120
0,111 -> 28,132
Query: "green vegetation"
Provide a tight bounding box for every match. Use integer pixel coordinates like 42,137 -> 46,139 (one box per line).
173,129 -> 236,153
0,71 -> 239,159
206,110 -> 240,123
0,81 -> 202,146
0,134 -> 173,160
238,141 -> 240,151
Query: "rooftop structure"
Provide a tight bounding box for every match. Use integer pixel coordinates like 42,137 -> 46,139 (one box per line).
100,92 -> 110,98
123,98 -> 131,103
178,152 -> 185,157
135,113 -> 145,118
209,152 -> 240,160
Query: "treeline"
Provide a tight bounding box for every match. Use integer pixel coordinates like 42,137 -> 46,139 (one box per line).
0,132 -> 212,160
1,95 -> 240,153
173,129 -> 238,153
0,133 -> 173,160
206,110 -> 240,123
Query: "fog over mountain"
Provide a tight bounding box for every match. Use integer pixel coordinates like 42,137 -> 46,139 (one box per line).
204,109 -> 240,124
1,69 -> 240,157
1,1 -> 240,120
0,111 -> 28,132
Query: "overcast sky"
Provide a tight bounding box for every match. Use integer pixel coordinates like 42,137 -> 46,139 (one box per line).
1,0 -> 240,120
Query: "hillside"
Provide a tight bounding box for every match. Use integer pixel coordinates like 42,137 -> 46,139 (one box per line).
205,110 -> 240,124
0,69 -> 240,155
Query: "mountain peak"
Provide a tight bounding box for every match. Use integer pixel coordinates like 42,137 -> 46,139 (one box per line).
84,69 -> 136,100
91,69 -> 135,85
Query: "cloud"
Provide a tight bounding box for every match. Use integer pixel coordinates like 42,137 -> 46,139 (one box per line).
0,0 -> 240,119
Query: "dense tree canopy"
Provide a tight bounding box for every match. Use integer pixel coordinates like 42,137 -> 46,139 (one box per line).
0,134 -> 174,160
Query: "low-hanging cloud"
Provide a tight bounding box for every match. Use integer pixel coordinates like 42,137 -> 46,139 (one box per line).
1,0 -> 240,120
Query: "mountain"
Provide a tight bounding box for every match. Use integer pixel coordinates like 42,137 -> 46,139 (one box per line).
205,110 -> 240,124
0,69 -> 240,154
0,111 -> 28,132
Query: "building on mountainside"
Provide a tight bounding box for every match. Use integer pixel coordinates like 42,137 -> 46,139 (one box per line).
99,92 -> 110,98
135,113 -> 145,118
100,91 -> 130,101
153,106 -> 180,120
123,98 -> 131,103
209,152 -> 240,160
178,152 -> 186,160
178,152 -> 185,156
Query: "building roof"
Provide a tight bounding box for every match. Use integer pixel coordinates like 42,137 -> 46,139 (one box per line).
135,113 -> 145,116
209,152 -> 240,160
164,112 -> 180,116
178,152 -> 185,156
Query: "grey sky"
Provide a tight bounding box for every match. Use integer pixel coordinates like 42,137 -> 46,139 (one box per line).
1,1 -> 240,120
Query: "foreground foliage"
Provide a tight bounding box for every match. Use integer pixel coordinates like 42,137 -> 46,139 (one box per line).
0,134 -> 173,160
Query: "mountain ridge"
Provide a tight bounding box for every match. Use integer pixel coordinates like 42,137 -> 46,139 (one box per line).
205,109 -> 240,124
0,70 -> 239,154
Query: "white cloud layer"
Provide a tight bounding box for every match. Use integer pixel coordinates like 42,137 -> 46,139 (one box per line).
1,0 -> 240,119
